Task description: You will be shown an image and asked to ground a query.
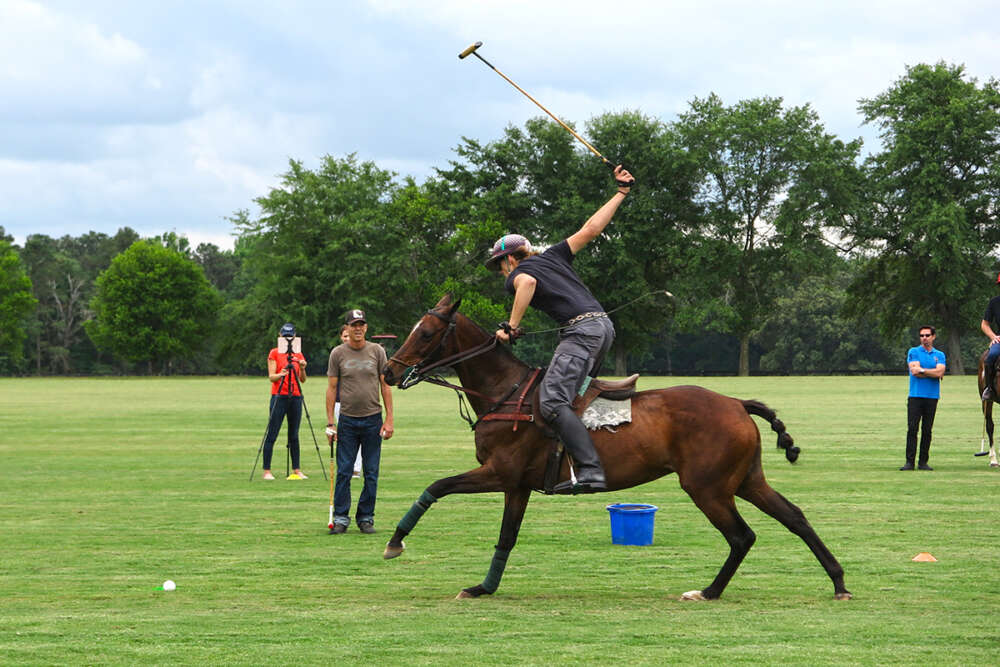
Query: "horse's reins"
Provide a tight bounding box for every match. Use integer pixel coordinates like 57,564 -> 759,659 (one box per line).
391,291 -> 671,425
390,308 -> 541,429
518,289 -> 673,335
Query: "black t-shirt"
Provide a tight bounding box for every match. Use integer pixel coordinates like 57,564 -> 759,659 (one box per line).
984,295 -> 1000,331
505,240 -> 603,324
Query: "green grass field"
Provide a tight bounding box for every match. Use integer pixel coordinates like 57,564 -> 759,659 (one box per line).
2,375 -> 999,665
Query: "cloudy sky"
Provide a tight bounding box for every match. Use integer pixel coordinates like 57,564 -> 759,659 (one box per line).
2,0 -> 997,249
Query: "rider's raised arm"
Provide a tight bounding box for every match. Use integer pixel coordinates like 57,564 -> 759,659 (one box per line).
566,165 -> 633,254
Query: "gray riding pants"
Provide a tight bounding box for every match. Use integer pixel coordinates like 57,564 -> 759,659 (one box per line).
539,316 -> 615,420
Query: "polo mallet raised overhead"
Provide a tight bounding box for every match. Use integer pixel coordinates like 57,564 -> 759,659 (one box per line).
459,41 -> 622,174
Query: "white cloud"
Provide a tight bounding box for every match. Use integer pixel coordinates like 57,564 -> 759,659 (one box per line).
1,0 -> 998,249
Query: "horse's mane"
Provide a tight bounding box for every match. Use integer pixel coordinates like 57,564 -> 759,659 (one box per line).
454,310 -> 530,369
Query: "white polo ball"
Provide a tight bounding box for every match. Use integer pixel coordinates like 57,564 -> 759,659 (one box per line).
162,579 -> 176,591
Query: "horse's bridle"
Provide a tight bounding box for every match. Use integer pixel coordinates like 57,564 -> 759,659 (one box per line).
390,307 -> 541,430
390,307 -> 497,391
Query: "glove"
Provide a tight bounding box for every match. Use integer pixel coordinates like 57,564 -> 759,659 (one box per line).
325,426 -> 336,438
498,321 -> 524,343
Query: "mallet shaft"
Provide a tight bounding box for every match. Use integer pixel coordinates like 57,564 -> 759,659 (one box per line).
461,41 -> 616,170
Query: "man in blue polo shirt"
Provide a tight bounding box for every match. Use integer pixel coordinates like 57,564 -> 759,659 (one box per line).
902,326 -> 946,470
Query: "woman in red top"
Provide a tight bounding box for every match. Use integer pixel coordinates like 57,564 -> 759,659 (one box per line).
262,323 -> 308,480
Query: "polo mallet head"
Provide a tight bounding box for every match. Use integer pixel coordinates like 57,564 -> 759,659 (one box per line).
458,41 -> 619,172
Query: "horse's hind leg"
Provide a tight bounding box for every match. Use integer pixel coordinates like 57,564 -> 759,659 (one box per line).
681,489 -> 756,601
738,477 -> 852,600
383,465 -> 505,559
986,403 -> 999,467
457,487 -> 531,599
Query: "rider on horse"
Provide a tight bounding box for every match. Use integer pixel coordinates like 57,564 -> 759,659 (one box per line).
981,272 -> 1000,400
486,165 -> 635,494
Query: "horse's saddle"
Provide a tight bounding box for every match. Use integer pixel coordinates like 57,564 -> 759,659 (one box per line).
571,374 -> 639,415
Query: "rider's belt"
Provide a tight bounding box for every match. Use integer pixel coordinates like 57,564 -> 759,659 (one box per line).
563,311 -> 607,327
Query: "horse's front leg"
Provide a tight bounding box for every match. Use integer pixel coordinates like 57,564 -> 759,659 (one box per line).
383,465 -> 505,560
988,404 -> 999,468
457,487 -> 532,599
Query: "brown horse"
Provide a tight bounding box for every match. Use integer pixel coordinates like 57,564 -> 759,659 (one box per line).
976,350 -> 1000,467
381,294 -> 851,601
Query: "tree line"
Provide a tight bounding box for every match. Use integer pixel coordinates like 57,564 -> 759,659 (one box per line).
2,62 -> 998,377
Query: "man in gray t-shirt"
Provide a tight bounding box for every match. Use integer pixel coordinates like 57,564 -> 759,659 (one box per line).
325,309 -> 394,534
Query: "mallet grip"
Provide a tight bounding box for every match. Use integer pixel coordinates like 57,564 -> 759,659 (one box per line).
458,41 -> 483,59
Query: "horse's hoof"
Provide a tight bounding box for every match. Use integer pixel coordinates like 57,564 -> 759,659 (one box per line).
455,590 -> 475,599
991,462 -> 999,468
382,540 -> 405,560
834,591 -> 853,601
680,590 -> 706,601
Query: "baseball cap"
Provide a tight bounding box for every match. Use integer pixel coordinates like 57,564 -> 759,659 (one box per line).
344,309 -> 366,324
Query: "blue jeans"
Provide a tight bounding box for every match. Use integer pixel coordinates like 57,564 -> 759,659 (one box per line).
334,413 -> 383,526
262,395 -> 302,469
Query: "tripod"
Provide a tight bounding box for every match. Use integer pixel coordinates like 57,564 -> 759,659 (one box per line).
249,335 -> 328,481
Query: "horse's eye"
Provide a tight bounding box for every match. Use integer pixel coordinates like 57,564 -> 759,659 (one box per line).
419,329 -> 435,341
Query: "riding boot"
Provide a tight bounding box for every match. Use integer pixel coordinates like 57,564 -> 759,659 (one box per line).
549,405 -> 607,494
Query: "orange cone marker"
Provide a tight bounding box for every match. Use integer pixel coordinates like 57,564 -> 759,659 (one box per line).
911,552 -> 937,562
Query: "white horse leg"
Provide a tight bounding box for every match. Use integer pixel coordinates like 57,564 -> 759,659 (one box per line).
989,446 -> 998,468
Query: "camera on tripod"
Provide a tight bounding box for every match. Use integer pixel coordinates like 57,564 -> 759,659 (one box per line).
279,323 -> 301,356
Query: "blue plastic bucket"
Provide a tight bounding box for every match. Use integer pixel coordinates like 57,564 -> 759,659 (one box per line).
606,503 -> 659,546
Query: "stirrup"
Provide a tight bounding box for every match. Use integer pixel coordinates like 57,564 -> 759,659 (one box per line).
552,478 -> 607,495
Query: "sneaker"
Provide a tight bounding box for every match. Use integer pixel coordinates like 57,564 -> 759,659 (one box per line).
358,521 -> 375,534
262,471 -> 275,480
899,463 -> 914,471
329,523 -> 347,534
294,471 -> 308,479
918,463 -> 934,471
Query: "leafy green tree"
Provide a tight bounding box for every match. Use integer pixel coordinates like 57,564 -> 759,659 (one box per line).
86,241 -> 220,373
221,155 -> 454,370
675,94 -> 864,375
0,240 -> 38,373
845,62 -> 1000,374
194,243 -> 240,296
755,270 -> 899,373
20,229 -> 141,374
433,112 -> 700,373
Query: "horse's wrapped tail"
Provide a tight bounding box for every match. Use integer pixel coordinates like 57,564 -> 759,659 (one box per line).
741,399 -> 800,463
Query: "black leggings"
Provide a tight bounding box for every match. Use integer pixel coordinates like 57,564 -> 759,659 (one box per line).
263,394 -> 303,469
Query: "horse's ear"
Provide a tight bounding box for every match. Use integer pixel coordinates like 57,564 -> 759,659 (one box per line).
449,296 -> 462,314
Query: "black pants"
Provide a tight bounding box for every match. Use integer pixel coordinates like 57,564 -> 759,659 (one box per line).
263,394 -> 302,469
905,397 -> 938,465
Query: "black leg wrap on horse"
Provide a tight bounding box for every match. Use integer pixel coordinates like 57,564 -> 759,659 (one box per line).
397,489 -> 438,533
481,547 -> 511,594
549,406 -> 607,494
